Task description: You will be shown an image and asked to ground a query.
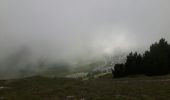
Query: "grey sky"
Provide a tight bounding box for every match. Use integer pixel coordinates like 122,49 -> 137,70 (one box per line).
0,0 -> 170,63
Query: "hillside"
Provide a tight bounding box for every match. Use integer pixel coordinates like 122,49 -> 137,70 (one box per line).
1,75 -> 170,100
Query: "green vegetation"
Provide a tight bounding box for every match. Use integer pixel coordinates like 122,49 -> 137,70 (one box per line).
1,75 -> 170,100
113,38 -> 170,78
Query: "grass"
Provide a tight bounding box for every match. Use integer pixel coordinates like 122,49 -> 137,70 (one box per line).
1,75 -> 170,100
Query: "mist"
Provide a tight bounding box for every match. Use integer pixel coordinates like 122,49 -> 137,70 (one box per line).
0,0 -> 170,78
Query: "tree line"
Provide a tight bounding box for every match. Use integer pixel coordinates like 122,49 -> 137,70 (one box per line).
112,38 -> 170,78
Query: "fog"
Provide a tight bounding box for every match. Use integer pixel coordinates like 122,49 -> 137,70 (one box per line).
0,0 -> 170,78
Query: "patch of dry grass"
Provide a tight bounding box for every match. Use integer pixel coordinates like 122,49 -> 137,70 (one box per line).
1,75 -> 170,100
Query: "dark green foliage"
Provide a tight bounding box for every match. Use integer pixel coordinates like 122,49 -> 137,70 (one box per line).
112,38 -> 170,78
112,64 -> 125,78
124,52 -> 143,75
144,38 -> 170,76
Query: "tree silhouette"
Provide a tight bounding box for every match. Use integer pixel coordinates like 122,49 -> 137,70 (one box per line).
124,52 -> 143,75
143,38 -> 170,75
112,38 -> 170,78
112,64 -> 125,78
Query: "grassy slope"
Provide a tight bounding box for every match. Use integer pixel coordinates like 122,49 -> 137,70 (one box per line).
1,75 -> 170,100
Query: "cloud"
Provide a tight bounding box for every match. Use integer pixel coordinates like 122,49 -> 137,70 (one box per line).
0,0 -> 170,64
